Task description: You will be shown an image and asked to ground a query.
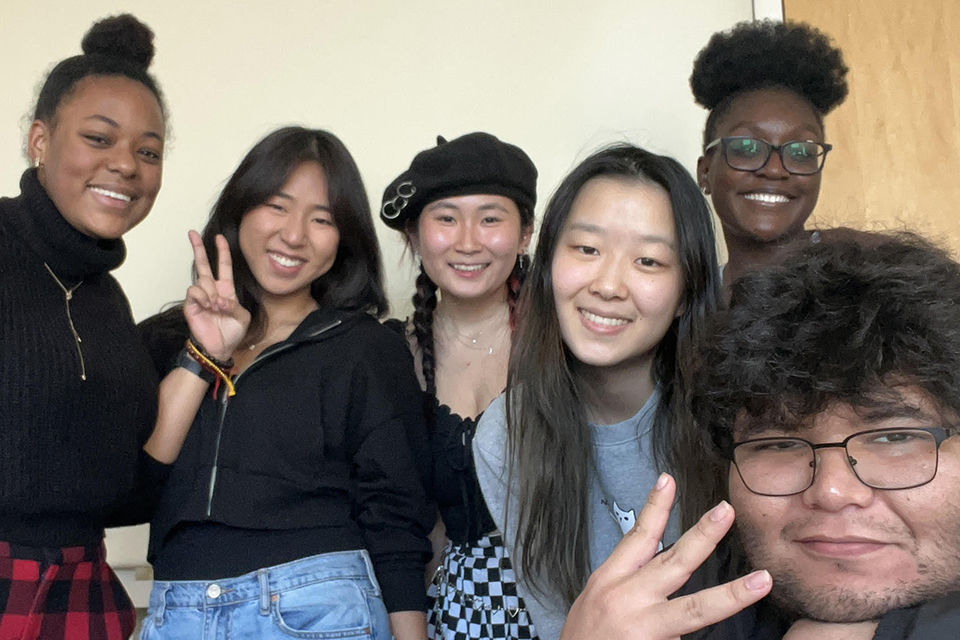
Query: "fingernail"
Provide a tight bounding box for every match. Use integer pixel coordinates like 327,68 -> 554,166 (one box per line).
709,500 -> 731,522
745,570 -> 771,591
656,473 -> 669,490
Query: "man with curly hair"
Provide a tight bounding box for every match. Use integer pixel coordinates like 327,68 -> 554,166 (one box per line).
691,20 -> 849,294
559,231 -> 960,640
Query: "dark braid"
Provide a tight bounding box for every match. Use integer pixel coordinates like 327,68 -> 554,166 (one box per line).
412,264 -> 439,427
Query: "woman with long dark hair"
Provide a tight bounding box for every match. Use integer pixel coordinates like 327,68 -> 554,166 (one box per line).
380,132 -> 539,639
474,144 -> 722,640
138,126 -> 434,640
0,14 -> 176,639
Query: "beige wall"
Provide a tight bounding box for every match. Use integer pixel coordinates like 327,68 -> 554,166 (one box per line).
1,0 -> 752,583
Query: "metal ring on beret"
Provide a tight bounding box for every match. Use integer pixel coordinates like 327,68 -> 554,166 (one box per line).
381,181 -> 416,220
396,180 -> 416,198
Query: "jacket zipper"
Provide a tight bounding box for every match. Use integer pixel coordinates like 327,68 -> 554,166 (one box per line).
204,318 -> 343,516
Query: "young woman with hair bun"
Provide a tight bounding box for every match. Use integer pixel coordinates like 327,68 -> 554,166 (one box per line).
691,20 -> 849,292
380,132 -> 539,639
0,13 -> 173,638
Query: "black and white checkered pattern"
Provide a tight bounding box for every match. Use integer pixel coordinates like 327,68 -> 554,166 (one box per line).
427,533 -> 539,640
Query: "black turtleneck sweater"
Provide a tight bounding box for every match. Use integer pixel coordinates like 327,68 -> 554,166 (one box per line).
0,169 -> 168,548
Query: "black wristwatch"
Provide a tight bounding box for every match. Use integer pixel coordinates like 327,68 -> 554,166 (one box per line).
175,348 -> 216,384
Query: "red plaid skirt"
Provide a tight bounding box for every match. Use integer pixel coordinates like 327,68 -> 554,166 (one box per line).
0,540 -> 134,640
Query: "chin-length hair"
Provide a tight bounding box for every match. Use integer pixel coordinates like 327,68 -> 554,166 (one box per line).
201,126 -> 387,341
505,144 -> 722,607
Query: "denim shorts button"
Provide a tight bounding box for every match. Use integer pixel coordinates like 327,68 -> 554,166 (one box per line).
206,584 -> 221,599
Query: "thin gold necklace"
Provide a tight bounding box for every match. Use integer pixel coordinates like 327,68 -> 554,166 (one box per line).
436,307 -> 510,356
245,323 -> 290,351
43,263 -> 86,381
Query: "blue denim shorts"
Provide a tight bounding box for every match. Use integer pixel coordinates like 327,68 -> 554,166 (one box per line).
140,549 -> 391,639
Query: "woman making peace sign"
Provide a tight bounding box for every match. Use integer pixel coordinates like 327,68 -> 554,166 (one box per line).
139,127 -> 434,640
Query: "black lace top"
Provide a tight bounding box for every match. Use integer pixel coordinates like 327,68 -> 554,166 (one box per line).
430,399 -> 497,543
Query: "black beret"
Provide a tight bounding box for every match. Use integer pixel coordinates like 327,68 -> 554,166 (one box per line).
380,132 -> 538,230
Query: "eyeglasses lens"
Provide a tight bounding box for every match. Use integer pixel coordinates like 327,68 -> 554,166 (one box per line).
723,138 -> 826,175
846,430 -> 938,489
735,439 -> 814,496
733,429 -> 939,496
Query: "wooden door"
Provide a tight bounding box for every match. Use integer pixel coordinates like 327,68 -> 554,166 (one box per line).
784,0 -> 960,255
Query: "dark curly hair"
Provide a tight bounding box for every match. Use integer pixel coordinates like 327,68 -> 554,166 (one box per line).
692,231 -> 960,466
690,20 -> 848,148
34,14 -> 166,124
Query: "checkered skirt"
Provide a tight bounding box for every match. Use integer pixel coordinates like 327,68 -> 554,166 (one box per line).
427,533 -> 539,640
0,540 -> 135,640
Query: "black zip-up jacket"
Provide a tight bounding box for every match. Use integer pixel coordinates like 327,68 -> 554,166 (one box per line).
143,308 -> 434,612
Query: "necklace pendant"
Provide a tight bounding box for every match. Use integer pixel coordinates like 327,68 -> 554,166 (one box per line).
65,291 -> 72,301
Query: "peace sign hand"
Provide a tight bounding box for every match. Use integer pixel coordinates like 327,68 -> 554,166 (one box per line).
559,474 -> 772,640
182,230 -> 251,362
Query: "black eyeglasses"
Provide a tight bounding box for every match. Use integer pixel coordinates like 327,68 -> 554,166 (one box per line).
730,427 -> 948,497
705,136 -> 832,176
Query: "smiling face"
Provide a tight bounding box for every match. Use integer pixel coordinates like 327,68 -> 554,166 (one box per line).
28,75 -> 165,240
238,161 -> 340,305
697,87 -> 824,245
551,176 -> 685,377
410,194 -> 531,302
730,389 -> 960,622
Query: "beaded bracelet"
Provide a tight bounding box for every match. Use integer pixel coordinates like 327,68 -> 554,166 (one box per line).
184,339 -> 236,397
187,336 -> 234,370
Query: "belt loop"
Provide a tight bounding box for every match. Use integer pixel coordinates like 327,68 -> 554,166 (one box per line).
359,549 -> 381,595
258,569 -> 271,615
154,583 -> 170,625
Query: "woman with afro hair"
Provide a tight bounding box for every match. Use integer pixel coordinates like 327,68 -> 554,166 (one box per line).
692,20 -> 849,292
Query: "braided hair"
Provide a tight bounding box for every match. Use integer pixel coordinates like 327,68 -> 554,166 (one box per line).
412,215 -> 531,427
381,132 -> 538,423
412,264 -> 440,420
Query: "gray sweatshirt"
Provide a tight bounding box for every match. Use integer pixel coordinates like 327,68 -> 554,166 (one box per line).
473,390 -> 680,640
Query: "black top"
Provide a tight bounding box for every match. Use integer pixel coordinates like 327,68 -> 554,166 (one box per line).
430,400 -> 497,544
140,308 -> 434,613
677,535 -> 960,639
0,169 -> 167,547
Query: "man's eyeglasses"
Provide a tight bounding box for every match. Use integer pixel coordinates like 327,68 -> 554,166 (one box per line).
730,427 -> 948,497
704,137 -> 832,176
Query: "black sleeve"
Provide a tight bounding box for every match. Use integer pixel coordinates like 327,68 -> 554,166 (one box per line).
676,536 -> 787,640
137,306 -> 190,378
876,592 -> 960,639
348,325 -> 435,613
104,448 -> 171,527
102,308 -> 189,526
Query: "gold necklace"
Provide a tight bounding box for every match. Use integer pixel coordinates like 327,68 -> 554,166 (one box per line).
43,263 -> 86,381
244,319 -> 301,351
436,307 -> 510,356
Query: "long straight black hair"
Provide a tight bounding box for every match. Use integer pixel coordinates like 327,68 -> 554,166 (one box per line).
505,144 -> 722,606
142,127 -> 386,361
200,126 -> 387,342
